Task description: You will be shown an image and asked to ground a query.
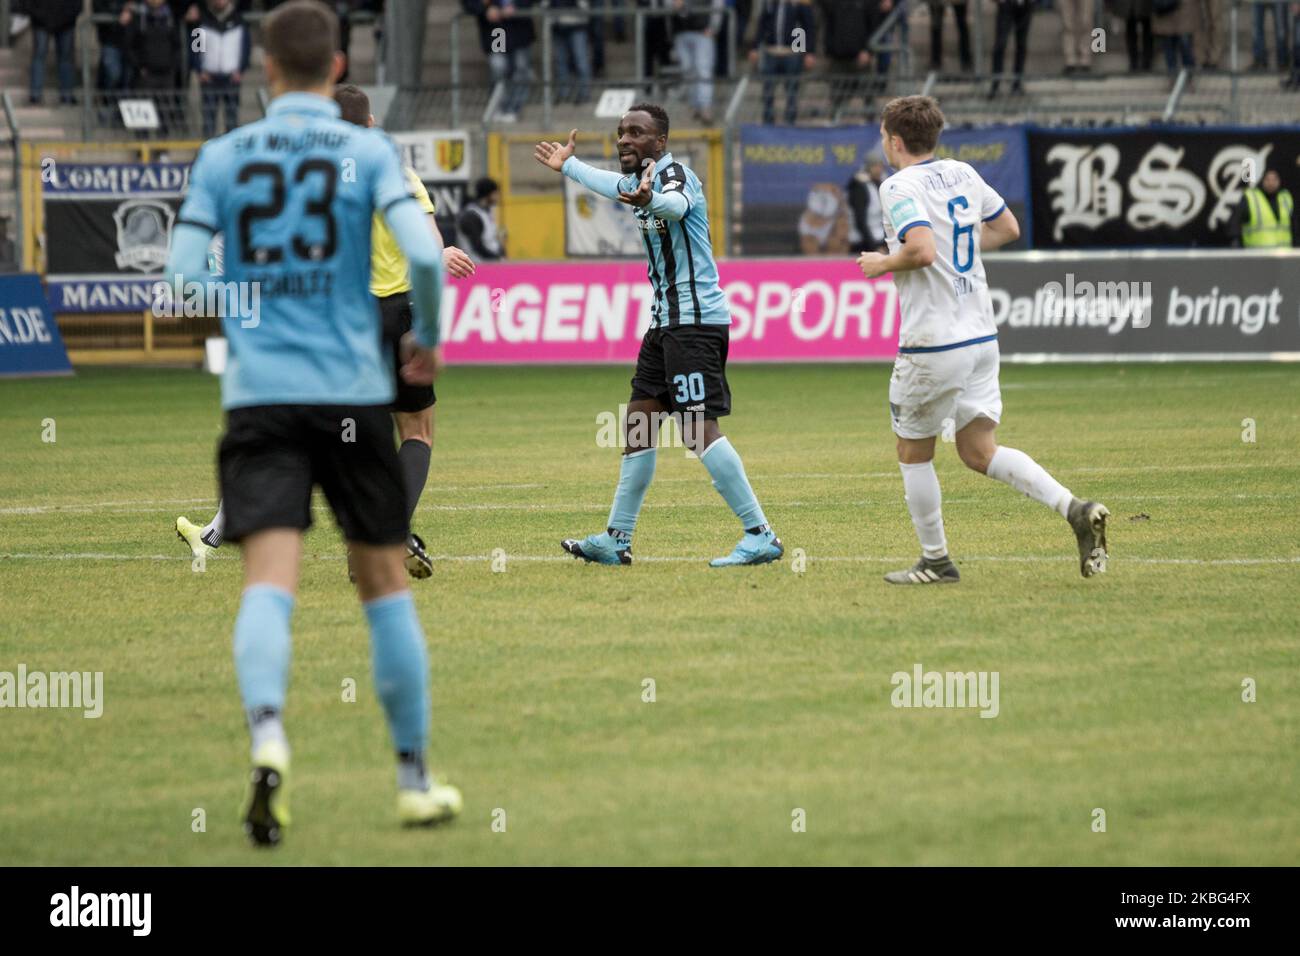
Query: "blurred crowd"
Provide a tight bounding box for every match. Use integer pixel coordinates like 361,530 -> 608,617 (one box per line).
17,1 -> 385,135
17,0 -> 1300,133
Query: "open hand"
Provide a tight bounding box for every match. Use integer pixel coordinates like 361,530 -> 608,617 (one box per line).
617,159 -> 656,208
442,245 -> 476,278
534,129 -> 578,172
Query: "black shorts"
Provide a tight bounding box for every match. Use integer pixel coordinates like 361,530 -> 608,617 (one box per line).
379,291 -> 437,414
629,323 -> 732,419
218,404 -> 408,546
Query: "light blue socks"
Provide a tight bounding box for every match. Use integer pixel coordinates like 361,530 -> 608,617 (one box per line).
233,583 -> 294,715
364,590 -> 430,757
700,437 -> 768,530
606,447 -> 657,541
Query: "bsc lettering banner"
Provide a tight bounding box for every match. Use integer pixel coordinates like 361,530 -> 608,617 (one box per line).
0,273 -> 73,377
1027,125 -> 1300,249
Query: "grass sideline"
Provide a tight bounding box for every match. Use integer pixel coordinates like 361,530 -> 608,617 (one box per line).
1,363 -> 1297,865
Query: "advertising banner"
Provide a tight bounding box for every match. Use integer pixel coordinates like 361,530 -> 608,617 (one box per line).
441,258 -> 901,363
0,273 -> 74,377
739,124 -> 1031,255
43,161 -> 192,313
441,252 -> 1300,363
1027,125 -> 1300,249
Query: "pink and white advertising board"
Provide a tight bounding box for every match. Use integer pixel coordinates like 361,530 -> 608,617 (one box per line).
439,259 -> 901,363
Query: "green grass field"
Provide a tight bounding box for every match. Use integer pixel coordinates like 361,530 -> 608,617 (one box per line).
1,362 -> 1297,865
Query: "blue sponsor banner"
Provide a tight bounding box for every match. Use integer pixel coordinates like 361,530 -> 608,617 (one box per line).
0,273 -> 74,377
738,124 -> 1031,253
41,162 -> 193,196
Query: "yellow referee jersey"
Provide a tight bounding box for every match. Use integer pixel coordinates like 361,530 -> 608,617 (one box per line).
371,166 -> 437,298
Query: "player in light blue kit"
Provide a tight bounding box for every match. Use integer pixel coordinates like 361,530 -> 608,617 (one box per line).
164,0 -> 460,846
534,105 -> 783,567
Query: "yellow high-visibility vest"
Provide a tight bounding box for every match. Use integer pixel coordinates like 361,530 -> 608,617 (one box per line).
1243,187 -> 1294,248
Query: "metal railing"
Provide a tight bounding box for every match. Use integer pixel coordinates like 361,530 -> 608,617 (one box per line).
1,89 -> 18,269
447,4 -> 739,130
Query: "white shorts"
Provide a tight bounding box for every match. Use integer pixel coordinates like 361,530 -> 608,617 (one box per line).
888,340 -> 1003,439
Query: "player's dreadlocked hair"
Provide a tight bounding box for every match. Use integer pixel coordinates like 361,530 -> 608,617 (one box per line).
628,102 -> 670,138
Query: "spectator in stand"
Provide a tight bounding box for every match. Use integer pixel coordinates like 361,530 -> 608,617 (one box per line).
169,1 -> 204,24
1229,169 -> 1297,247
95,2 -> 136,96
458,178 -> 507,263
820,0 -> 873,120
638,0 -> 676,83
1251,1 -> 1289,72
550,0 -> 594,104
673,0 -> 724,123
1153,0 -> 1197,86
713,0 -> 747,78
193,0 -> 250,139
128,0 -> 184,132
486,0 -> 537,122
988,0 -> 1033,96
1193,0 -> 1224,69
846,150 -> 886,254
750,0 -> 816,125
1107,0 -> 1154,73
924,0 -> 972,74
1058,0 -> 1093,74
590,0 -> 629,78
29,0 -> 82,106
463,0 -> 499,69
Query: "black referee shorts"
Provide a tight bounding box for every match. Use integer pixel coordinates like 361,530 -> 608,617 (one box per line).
379,291 -> 437,414
218,403 -> 408,546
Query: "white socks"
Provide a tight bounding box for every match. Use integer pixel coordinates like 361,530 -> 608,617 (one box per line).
202,503 -> 225,548
899,461 -> 948,559
986,447 -> 1073,518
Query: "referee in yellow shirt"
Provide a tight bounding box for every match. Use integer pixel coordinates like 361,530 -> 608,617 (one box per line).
175,88 -> 476,577
335,84 -> 476,578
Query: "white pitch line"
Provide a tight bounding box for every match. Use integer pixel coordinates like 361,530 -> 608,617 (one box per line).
1,552 -> 1298,567
2,490 -> 1293,519
1,461 -> 1294,517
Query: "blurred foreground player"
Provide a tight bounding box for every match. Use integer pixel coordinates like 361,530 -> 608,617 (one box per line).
176,86 -> 477,580
858,95 -> 1109,584
534,105 -> 783,567
165,0 -> 461,845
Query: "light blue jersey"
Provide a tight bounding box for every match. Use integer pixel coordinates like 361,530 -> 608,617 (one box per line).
562,151 -> 729,327
175,92 -> 440,410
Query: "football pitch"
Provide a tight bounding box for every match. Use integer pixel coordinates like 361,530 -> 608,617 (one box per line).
1,362 -> 1297,866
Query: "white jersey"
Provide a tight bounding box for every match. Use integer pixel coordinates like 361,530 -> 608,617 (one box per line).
879,158 -> 1006,350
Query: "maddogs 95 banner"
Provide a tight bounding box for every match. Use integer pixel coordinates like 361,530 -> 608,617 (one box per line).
1028,126 -> 1300,249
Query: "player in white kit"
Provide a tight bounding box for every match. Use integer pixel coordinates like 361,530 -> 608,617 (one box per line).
857,96 -> 1109,584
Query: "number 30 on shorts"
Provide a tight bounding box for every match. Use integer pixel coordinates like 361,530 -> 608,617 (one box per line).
673,372 -> 705,403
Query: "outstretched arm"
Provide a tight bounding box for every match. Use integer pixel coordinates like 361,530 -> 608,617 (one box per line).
535,129 -> 629,200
